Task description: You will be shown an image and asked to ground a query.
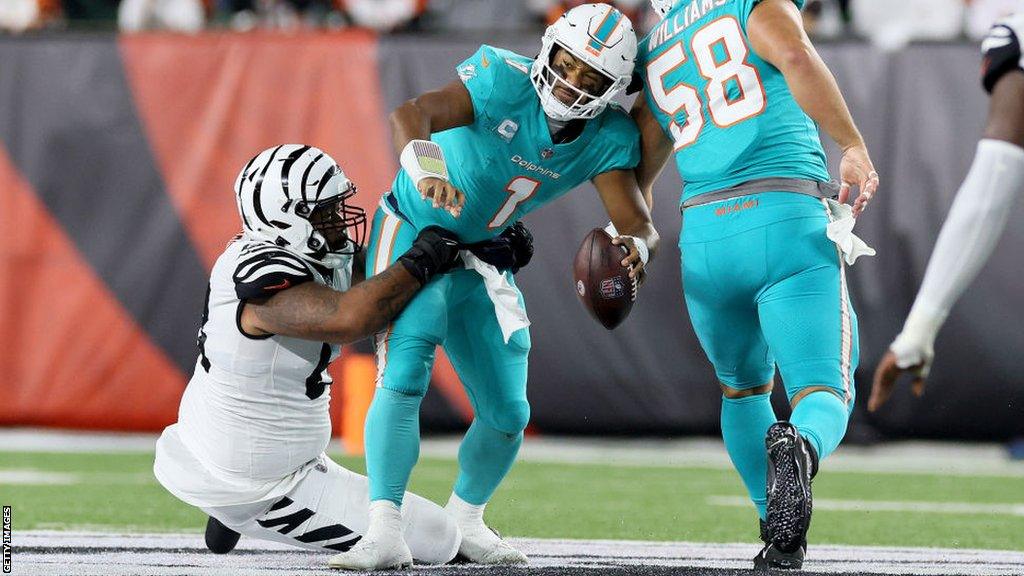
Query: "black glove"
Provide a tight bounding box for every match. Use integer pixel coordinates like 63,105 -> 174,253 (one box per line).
466,221 -> 534,274
398,226 -> 461,285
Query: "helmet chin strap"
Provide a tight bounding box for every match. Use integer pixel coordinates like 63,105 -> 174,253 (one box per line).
306,234 -> 354,270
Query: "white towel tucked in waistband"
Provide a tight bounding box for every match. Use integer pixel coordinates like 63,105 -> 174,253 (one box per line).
823,198 -> 876,265
461,251 -> 530,343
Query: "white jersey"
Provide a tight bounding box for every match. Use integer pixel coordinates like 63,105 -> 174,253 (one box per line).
155,237 -> 352,507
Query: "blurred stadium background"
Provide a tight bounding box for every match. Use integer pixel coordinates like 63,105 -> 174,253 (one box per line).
2,0 -> 1024,573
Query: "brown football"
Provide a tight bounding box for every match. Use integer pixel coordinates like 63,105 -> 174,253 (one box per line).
573,227 -> 635,330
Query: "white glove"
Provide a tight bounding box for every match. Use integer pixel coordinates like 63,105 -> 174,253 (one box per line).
889,307 -> 944,379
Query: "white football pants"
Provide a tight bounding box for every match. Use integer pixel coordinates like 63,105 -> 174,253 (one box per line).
202,454 -> 460,564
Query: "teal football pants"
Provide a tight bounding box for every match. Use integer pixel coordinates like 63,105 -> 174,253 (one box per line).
681,192 -> 858,517
364,205 -> 531,507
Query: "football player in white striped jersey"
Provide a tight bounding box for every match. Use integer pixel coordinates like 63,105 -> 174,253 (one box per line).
870,13 -> 1024,410
153,144 -> 465,566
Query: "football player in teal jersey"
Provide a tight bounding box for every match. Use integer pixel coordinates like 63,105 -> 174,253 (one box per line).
632,0 -> 879,569
328,4 -> 659,571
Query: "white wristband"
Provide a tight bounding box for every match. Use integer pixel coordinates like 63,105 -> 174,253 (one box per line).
604,221 -> 649,265
890,304 -> 944,378
400,139 -> 449,184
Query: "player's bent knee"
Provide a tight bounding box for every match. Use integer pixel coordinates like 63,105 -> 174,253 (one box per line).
791,385 -> 845,407
379,363 -> 431,398
720,381 -> 773,399
482,400 -> 531,435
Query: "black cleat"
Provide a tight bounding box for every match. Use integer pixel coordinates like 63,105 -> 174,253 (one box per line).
205,516 -> 241,554
754,540 -> 806,570
765,422 -> 817,557
754,519 -> 806,569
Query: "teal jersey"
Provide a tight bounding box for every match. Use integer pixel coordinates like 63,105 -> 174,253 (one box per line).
637,0 -> 829,204
390,45 -> 640,243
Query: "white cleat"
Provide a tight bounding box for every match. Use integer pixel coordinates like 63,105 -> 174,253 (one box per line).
327,536 -> 413,571
457,524 -> 528,565
328,500 -> 413,571
445,493 -> 527,565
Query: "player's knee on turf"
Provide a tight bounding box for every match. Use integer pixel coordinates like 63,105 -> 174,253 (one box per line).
480,399 -> 531,436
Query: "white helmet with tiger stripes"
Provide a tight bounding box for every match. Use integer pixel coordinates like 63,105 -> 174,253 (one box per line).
530,3 -> 638,121
234,144 -> 366,269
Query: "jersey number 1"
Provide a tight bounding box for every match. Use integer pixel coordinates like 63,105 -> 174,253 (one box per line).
646,16 -> 766,150
488,177 -> 540,229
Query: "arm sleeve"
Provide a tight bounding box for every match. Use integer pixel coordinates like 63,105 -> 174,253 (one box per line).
901,139 -> 1024,340
232,247 -> 315,300
981,15 -> 1024,94
456,45 -> 503,122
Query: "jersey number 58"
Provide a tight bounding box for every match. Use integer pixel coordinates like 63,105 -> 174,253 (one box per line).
646,16 -> 766,150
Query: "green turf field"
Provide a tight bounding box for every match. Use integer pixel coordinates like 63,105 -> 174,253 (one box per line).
3,450 -> 1023,551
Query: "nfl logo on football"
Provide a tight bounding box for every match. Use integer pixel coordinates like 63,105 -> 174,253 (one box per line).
600,277 -> 625,300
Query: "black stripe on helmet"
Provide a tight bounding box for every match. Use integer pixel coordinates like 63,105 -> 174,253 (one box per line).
299,152 -> 326,203
279,145 -> 312,201
250,145 -> 284,228
236,152 -> 264,232
315,164 -> 340,201
239,153 -> 260,188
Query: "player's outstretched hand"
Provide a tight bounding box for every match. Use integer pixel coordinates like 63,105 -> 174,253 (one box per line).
417,177 -> 465,218
839,143 -> 879,218
611,236 -> 647,287
399,226 -> 462,285
868,350 -> 928,412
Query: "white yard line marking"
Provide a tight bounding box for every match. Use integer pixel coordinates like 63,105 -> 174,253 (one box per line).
0,470 -> 153,486
9,532 -> 1024,575
708,495 -> 1024,516
0,471 -> 78,485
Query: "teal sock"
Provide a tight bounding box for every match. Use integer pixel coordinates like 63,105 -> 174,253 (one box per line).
721,393 -> 777,520
365,387 -> 423,506
790,390 -> 849,461
453,418 -> 523,506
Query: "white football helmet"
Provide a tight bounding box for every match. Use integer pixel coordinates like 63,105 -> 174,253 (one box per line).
530,3 -> 637,121
234,144 -> 366,269
650,0 -> 681,18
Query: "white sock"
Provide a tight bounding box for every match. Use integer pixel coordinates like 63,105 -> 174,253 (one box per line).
445,493 -> 486,527
366,500 -> 403,538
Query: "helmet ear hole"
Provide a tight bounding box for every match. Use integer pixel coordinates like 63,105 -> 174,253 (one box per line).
308,237 -> 322,249
295,202 -> 311,217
